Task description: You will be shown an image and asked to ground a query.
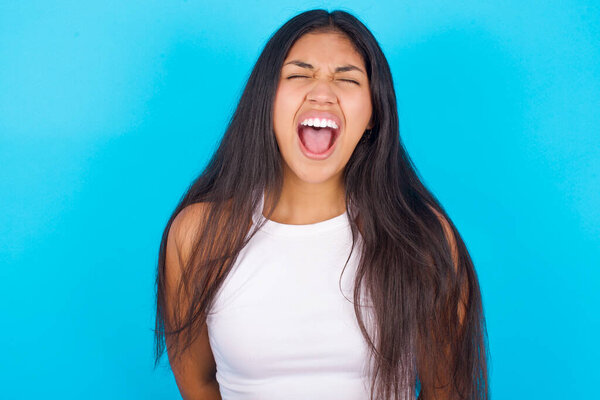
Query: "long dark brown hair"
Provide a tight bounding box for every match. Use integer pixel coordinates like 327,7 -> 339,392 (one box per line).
154,9 -> 488,400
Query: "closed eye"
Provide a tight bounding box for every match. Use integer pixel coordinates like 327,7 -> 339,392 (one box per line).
286,75 -> 360,85
338,79 -> 360,85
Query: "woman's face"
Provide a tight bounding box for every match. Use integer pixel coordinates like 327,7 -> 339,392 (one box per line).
272,31 -> 373,185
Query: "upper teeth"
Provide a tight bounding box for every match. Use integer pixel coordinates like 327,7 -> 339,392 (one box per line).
300,118 -> 338,129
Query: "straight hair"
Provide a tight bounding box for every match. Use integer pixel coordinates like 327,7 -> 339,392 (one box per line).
154,9 -> 488,400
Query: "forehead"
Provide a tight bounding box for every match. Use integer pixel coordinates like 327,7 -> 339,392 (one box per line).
283,32 -> 365,68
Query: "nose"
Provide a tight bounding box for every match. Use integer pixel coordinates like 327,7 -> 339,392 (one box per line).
306,80 -> 337,105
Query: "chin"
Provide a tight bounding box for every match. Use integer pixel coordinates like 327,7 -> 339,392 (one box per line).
293,165 -> 341,184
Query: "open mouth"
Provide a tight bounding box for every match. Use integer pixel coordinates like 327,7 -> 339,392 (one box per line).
297,122 -> 340,155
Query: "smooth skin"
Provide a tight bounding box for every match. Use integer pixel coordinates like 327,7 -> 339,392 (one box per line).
165,32 -> 464,399
268,31 -> 373,224
165,203 -> 222,400
166,32 -> 374,399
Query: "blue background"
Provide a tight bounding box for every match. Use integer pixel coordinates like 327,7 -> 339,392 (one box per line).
1,1 -> 598,398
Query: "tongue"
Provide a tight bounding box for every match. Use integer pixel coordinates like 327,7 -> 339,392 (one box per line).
300,127 -> 334,154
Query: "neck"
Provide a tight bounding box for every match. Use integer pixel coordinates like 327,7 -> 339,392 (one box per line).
263,168 -> 346,225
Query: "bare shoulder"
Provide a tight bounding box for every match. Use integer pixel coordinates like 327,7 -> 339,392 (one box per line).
164,202 -> 212,300
164,203 -> 221,397
169,203 -> 210,262
427,204 -> 459,270
171,203 -> 210,240
427,204 -> 469,325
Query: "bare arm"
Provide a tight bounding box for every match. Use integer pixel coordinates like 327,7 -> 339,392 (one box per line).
418,208 -> 469,400
165,204 -> 222,400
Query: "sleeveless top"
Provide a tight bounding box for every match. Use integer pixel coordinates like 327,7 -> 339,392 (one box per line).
205,193 -> 374,399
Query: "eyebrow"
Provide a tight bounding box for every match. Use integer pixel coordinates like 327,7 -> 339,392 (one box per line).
283,60 -> 365,74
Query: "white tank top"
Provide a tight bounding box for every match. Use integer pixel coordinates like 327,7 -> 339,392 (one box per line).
206,194 -> 373,399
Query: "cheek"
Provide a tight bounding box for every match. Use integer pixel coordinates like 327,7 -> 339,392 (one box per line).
342,94 -> 372,137
353,91 -> 373,122
273,86 -> 302,133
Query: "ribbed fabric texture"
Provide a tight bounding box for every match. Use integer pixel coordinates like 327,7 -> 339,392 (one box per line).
206,193 -> 373,399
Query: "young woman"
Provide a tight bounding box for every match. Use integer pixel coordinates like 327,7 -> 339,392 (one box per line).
154,9 -> 489,400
